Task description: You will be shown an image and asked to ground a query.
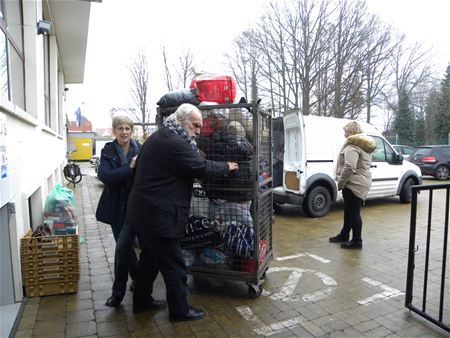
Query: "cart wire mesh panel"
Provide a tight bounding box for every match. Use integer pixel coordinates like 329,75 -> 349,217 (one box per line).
156,102 -> 273,298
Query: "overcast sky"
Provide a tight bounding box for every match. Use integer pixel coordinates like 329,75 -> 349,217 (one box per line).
66,0 -> 450,129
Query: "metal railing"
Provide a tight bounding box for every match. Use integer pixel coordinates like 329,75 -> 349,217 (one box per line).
405,183 -> 449,333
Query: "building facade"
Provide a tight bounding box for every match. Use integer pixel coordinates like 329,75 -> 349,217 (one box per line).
0,0 -> 92,331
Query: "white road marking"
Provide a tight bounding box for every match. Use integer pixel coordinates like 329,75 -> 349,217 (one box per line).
304,252 -> 331,263
276,253 -> 306,261
236,305 -> 303,336
276,252 -> 330,263
357,277 -> 404,305
263,267 -> 337,302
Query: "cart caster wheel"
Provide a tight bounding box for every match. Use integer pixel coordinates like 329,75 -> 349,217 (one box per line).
248,285 -> 262,299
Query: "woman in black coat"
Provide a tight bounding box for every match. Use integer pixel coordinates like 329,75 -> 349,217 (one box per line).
95,115 -> 148,307
127,103 -> 238,321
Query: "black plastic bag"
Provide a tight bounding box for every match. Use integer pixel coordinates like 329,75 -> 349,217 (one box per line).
157,88 -> 200,108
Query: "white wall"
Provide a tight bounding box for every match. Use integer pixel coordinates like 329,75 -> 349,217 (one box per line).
0,0 -> 68,302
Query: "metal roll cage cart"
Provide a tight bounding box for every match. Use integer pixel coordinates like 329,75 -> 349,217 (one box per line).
156,102 -> 273,298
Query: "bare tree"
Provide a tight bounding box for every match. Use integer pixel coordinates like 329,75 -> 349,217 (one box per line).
128,49 -> 151,134
162,46 -> 199,91
386,40 -> 433,113
328,0 -> 373,118
234,0 -> 334,115
176,48 -> 197,88
360,16 -> 395,123
226,30 -> 262,103
289,0 -> 335,116
162,46 -> 174,92
255,2 -> 290,113
226,0 -> 437,128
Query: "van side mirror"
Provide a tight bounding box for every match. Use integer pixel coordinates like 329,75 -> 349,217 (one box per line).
394,153 -> 404,164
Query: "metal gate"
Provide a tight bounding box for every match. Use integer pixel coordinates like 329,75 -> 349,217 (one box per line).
405,183 -> 449,332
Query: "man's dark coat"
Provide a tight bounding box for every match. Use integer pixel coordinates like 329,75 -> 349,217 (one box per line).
127,127 -> 229,238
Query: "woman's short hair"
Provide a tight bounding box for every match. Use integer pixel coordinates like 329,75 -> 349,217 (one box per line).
112,115 -> 134,130
343,121 -> 363,135
168,103 -> 202,128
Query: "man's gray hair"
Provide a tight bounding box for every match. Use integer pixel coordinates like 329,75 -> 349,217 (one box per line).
167,103 -> 201,128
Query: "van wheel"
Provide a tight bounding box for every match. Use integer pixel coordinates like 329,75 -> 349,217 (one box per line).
303,186 -> 331,217
399,178 -> 414,203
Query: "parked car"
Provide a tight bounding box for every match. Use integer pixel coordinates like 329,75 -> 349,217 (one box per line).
409,145 -> 450,180
393,145 -> 416,160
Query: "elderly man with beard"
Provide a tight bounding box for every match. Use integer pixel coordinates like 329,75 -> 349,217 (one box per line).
127,103 -> 238,322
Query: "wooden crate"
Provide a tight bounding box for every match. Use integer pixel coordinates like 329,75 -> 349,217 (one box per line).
20,229 -> 80,298
22,264 -> 80,279
21,230 -> 79,255
24,281 -> 78,298
22,272 -> 80,286
21,256 -> 78,270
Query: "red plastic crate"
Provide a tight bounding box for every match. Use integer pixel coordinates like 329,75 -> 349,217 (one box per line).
190,75 -> 236,104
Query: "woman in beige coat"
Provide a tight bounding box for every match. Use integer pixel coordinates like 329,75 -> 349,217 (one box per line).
329,121 -> 376,249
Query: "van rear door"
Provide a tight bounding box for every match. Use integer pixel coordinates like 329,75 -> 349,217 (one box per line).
283,110 -> 306,195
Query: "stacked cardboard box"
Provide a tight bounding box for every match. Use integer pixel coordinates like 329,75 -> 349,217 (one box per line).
20,229 -> 80,297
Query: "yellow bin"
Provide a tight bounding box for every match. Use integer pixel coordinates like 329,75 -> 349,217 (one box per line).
68,137 -> 93,161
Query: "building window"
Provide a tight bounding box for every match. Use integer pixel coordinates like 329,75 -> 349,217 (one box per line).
0,0 -> 25,110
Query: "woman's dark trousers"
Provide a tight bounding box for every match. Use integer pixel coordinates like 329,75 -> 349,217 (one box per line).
340,188 -> 363,243
134,235 -> 189,316
111,223 -> 138,299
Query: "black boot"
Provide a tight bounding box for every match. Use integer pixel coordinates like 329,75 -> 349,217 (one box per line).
341,240 -> 362,249
329,234 -> 348,243
133,296 -> 167,314
169,306 -> 205,322
105,295 -> 122,307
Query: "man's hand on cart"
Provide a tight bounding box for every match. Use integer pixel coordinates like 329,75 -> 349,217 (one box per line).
228,162 -> 239,171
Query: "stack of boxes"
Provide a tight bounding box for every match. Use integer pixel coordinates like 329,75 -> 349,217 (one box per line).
20,230 -> 80,297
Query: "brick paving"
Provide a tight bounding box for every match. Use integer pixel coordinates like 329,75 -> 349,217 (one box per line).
12,165 -> 449,337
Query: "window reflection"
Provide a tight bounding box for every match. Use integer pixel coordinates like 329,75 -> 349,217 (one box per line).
0,0 -> 25,110
0,31 -> 8,101
3,0 -> 23,54
9,45 -> 24,109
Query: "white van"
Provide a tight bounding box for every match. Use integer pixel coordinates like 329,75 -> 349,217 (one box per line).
272,111 -> 422,217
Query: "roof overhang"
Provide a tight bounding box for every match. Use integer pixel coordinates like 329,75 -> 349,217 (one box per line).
43,1 -> 94,84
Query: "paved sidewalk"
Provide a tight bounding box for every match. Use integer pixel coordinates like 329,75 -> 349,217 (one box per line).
12,167 -> 449,337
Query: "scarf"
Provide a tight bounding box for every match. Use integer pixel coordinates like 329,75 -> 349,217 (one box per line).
164,118 -> 198,151
113,139 -> 140,166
